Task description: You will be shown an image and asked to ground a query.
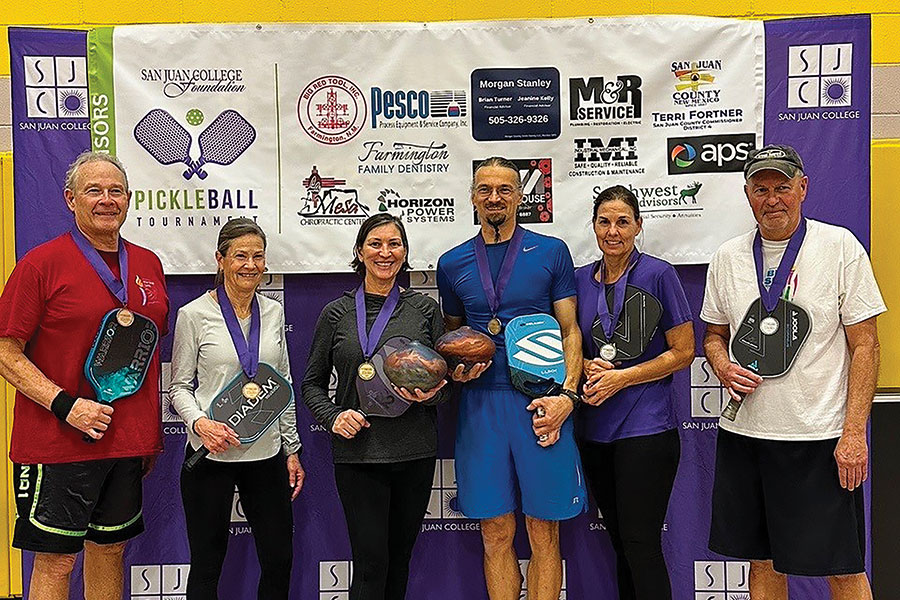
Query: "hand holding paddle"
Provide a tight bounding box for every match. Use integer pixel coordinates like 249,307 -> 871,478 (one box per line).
67,398 -> 114,440
333,409 -> 370,439
528,395 -> 571,447
194,417 -> 240,454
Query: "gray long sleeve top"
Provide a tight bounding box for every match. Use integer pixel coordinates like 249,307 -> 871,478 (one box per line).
169,291 -> 302,461
301,289 -> 447,463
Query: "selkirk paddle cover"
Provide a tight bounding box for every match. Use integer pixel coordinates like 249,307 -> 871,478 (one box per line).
505,314 -> 566,399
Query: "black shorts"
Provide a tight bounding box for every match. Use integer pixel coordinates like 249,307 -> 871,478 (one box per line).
13,458 -> 145,554
709,428 -> 865,576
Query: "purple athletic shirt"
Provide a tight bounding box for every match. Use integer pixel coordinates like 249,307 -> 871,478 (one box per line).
575,253 -> 692,443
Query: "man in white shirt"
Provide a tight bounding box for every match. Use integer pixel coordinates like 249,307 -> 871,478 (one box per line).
701,145 -> 883,599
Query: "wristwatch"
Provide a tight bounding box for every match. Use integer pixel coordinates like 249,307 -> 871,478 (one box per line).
561,388 -> 582,407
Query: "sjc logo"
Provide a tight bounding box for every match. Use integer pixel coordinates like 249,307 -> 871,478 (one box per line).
130,564 -> 189,599
694,560 -> 749,599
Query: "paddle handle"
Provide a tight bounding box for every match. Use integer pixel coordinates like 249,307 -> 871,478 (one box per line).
184,446 -> 211,471
721,392 -> 746,421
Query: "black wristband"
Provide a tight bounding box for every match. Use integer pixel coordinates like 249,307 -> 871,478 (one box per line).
50,391 -> 77,423
561,388 -> 581,407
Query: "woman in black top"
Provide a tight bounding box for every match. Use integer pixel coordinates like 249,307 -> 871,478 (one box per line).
302,213 -> 448,600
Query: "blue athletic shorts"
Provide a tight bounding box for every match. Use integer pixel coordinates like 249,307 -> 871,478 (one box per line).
455,386 -> 587,520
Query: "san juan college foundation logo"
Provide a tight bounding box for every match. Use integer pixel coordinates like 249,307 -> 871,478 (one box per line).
298,76 -> 367,145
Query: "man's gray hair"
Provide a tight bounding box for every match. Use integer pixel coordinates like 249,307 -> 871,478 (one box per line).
64,151 -> 129,192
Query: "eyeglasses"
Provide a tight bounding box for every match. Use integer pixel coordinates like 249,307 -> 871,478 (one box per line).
474,185 -> 518,200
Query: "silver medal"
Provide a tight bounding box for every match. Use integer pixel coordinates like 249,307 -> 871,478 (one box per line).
600,343 -> 617,361
760,316 -> 780,336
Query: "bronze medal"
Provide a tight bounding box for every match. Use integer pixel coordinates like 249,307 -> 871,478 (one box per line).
487,317 -> 502,336
358,362 -> 376,381
116,308 -> 134,327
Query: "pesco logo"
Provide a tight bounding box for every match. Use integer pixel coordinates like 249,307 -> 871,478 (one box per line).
23,55 -> 88,120
370,88 -> 467,128
570,137 -> 644,178
694,560 -> 750,599
377,189 -> 455,224
130,564 -> 189,599
666,134 -> 755,174
471,158 -> 553,224
671,60 -> 723,108
297,76 -> 367,145
569,75 -> 642,126
297,166 -> 369,226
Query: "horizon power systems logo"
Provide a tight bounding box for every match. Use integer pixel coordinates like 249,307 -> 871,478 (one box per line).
298,76 -> 367,145
23,55 -> 88,120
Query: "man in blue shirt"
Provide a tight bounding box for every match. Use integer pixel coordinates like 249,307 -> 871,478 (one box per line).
437,157 -> 586,600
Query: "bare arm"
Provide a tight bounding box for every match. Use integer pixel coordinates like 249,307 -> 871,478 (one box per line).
702,323 -> 761,400
584,321 -> 695,405
0,336 -> 113,439
834,316 -> 879,491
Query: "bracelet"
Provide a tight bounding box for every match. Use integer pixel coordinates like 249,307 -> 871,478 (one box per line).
561,389 -> 582,407
50,391 -> 77,423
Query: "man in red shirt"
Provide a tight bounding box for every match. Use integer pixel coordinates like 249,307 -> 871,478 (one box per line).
0,151 -> 169,600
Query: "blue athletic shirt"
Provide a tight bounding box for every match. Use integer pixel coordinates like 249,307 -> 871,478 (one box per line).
437,227 -> 576,390
574,253 -> 692,442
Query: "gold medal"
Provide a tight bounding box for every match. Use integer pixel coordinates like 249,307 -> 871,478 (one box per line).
116,308 -> 134,327
487,317 -> 502,336
242,381 -> 261,400
358,362 -> 376,381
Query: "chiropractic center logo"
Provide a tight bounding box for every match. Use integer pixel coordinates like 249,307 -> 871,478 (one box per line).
298,75 -> 367,145
471,158 -> 553,225
130,564 -> 189,599
694,560 -> 750,599
22,55 -> 88,120
298,167 -> 370,226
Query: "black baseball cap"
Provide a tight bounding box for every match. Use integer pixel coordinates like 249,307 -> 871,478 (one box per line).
744,145 -> 805,179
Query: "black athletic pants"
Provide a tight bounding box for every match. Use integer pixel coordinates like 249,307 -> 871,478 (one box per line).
580,429 -> 680,600
180,450 -> 293,600
333,456 -> 435,600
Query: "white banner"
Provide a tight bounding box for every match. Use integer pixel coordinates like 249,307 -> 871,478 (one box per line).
92,17 -> 764,273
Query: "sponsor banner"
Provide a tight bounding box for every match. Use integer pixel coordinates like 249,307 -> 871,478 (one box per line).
86,17 -> 763,272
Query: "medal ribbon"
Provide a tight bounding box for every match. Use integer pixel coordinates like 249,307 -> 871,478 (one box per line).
473,226 -> 526,323
752,218 -> 807,314
217,285 -> 261,379
595,250 -> 641,340
355,283 -> 400,360
70,227 -> 129,305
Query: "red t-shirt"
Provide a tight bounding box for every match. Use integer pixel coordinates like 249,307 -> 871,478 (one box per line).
0,233 -> 169,464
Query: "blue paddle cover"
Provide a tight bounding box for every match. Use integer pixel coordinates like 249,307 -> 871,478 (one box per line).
505,314 -> 566,399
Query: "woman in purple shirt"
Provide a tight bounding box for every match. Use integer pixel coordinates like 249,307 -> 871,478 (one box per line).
576,185 -> 695,599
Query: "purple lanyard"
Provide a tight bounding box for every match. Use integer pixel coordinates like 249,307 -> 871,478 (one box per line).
473,226 -> 525,317
752,218 -> 807,313
355,283 -> 400,360
70,228 -> 129,305
217,285 -> 261,379
595,250 -> 641,339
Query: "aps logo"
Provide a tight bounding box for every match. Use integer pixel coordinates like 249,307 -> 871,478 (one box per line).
666,134 -> 755,175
